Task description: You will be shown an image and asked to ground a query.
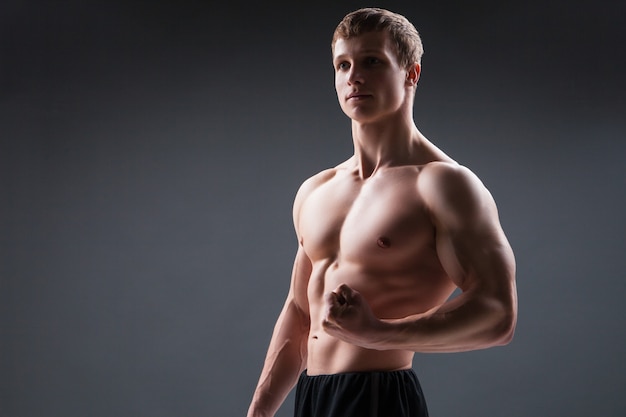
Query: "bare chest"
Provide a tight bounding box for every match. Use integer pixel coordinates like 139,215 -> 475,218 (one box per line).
299,169 -> 435,268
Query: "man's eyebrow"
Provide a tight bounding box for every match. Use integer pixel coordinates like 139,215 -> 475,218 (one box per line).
333,49 -> 385,61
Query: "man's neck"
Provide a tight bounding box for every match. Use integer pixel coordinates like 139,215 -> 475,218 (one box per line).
350,115 -> 421,179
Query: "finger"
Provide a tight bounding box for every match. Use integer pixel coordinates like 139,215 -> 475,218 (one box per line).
326,287 -> 347,308
322,319 -> 337,330
324,294 -> 342,322
334,284 -> 353,304
325,290 -> 341,307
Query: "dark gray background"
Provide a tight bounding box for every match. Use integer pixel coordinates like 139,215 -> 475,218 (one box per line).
2,0 -> 625,416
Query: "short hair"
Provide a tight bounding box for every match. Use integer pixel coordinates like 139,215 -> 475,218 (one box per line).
331,8 -> 424,67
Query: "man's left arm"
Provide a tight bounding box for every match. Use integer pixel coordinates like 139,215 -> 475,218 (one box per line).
323,162 -> 518,352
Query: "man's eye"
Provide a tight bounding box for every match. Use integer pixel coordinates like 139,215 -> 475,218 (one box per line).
337,62 -> 349,70
366,57 -> 380,65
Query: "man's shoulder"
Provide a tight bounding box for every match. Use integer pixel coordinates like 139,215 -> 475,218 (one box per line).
297,167 -> 338,195
296,158 -> 356,194
292,166 -> 342,224
418,160 -> 480,187
418,161 -> 495,225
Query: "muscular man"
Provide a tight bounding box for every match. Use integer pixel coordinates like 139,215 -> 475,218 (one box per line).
247,7 -> 517,417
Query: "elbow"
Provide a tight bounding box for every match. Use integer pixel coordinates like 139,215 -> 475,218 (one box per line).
481,282 -> 517,347
490,303 -> 517,347
493,322 -> 515,346
471,292 -> 517,348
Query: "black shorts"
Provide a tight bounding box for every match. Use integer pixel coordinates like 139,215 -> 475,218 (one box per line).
294,369 -> 429,417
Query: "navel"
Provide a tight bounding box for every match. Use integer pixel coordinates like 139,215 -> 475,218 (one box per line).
377,236 -> 391,248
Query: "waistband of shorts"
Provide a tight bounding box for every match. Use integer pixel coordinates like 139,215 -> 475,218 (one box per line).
302,368 -> 415,379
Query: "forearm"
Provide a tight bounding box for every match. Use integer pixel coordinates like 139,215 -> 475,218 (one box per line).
247,302 -> 309,417
248,341 -> 306,417
374,291 -> 516,353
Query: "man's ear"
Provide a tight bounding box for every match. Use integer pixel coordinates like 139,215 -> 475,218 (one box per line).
406,63 -> 421,87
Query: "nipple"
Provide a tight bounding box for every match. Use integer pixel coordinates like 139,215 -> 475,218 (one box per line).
377,237 -> 391,248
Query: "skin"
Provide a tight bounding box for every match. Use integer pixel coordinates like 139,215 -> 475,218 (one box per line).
247,30 -> 517,417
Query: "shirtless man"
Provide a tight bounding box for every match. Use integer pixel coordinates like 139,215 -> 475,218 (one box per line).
247,8 -> 517,417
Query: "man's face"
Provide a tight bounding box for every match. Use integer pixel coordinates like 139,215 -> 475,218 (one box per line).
333,31 -> 413,123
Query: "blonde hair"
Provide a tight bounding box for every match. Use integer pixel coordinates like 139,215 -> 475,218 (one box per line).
332,7 -> 424,67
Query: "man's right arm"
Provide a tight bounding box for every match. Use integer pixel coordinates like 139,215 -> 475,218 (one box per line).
246,246 -> 312,417
247,173 -> 326,417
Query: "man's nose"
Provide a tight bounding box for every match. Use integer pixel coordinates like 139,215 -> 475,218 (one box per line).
347,66 -> 364,85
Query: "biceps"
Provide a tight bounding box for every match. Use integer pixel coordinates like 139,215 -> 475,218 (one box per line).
436,225 -> 515,294
435,229 -> 467,288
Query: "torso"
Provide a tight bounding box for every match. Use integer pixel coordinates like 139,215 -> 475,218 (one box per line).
297,161 -> 457,375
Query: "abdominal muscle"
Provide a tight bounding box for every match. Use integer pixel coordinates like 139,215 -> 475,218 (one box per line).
304,258 -> 451,376
306,330 -> 415,376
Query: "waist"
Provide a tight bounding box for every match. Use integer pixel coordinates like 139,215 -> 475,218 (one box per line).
306,333 -> 414,376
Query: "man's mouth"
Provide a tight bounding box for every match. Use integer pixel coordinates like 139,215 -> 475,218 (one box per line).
347,93 -> 370,100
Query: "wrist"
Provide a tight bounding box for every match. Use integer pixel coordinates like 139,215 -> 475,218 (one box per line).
367,318 -> 397,350
247,405 -> 271,417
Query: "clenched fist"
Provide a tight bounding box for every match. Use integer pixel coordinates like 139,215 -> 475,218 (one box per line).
322,284 -> 387,350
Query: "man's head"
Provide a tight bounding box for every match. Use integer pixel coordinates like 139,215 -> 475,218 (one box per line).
332,8 -> 424,69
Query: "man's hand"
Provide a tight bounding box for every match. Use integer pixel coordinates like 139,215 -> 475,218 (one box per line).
322,284 -> 386,350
